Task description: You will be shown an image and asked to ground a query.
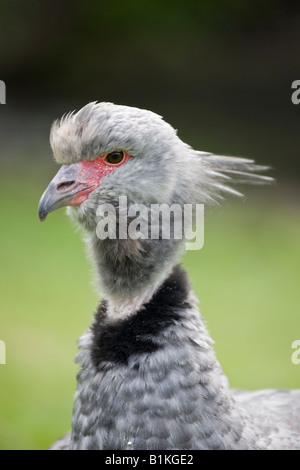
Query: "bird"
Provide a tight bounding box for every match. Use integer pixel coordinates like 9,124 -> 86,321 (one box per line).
38,102 -> 300,450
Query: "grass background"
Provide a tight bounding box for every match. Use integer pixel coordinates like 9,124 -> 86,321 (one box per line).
0,175 -> 299,450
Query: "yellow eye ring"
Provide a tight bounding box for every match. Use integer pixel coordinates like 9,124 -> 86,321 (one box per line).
104,151 -> 125,165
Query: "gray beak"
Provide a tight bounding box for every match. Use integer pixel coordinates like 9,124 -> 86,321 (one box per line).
38,163 -> 91,221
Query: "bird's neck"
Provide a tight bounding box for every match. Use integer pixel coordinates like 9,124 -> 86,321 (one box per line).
72,264 -> 253,449
85,231 -> 185,318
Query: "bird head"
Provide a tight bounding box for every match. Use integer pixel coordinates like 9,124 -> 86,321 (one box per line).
38,102 -> 273,301
39,101 -> 272,229
38,102 -> 188,227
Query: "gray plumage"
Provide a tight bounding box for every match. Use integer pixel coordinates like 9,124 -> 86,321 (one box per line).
39,102 -> 300,450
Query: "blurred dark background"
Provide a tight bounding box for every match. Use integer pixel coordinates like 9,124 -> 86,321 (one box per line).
0,0 -> 300,450
1,0 -> 300,186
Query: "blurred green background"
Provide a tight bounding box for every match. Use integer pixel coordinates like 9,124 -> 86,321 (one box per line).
0,0 -> 300,450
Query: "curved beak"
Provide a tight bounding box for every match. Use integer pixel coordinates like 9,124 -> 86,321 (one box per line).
38,163 -> 93,221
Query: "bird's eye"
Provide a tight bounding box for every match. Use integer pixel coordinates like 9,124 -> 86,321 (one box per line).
105,151 -> 125,165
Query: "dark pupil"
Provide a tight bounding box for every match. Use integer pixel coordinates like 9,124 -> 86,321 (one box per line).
107,151 -> 123,163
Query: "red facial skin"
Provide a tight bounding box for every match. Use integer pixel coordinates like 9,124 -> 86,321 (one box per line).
70,152 -> 131,206
38,152 -> 131,222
